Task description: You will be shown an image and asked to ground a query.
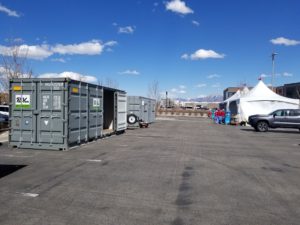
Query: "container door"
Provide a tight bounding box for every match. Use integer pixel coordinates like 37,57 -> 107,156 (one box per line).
143,99 -> 149,123
10,82 -> 37,144
36,82 -> 65,144
115,92 -> 127,131
148,99 -> 155,123
89,86 -> 103,139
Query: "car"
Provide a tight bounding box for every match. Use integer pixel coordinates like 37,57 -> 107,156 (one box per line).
0,105 -> 9,116
248,109 -> 300,132
0,113 -> 8,122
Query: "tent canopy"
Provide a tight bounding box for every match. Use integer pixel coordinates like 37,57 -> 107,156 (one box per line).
242,81 -> 299,104
224,90 -> 240,103
238,81 -> 300,121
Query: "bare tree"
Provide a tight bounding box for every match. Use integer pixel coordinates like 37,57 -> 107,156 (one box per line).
147,80 -> 161,110
0,44 -> 33,93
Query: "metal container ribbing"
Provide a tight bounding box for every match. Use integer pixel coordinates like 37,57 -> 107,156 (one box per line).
9,78 -> 126,150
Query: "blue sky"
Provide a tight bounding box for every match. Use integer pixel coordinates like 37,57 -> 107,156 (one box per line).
0,0 -> 300,98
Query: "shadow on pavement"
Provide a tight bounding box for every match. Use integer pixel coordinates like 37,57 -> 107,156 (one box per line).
240,128 -> 300,134
0,164 -> 27,179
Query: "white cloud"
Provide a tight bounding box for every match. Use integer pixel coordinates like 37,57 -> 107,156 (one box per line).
51,58 -> 67,63
104,41 -> 118,47
118,26 -> 135,34
207,74 -> 220,79
282,72 -> 293,77
165,0 -> 194,15
198,94 -> 207,98
260,73 -> 270,78
192,20 -> 200,26
211,83 -> 221,88
104,41 -> 118,52
112,22 -> 118,26
119,70 -> 140,75
38,71 -> 97,83
182,49 -> 225,60
51,40 -> 104,55
181,53 -> 189,60
13,38 -> 24,43
0,4 -> 20,17
0,44 -> 52,60
171,85 -> 187,94
191,49 -> 225,60
0,40 -> 116,60
196,83 -> 207,88
153,2 -> 159,11
270,37 -> 300,46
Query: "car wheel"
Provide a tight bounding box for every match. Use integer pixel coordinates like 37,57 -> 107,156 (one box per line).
127,114 -> 138,125
256,121 -> 268,132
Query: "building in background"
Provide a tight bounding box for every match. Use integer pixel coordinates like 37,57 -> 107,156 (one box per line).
283,83 -> 300,99
275,86 -> 284,96
223,87 -> 240,100
276,82 -> 300,99
160,98 -> 175,108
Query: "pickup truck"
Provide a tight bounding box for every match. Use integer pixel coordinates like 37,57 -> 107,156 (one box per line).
248,109 -> 300,132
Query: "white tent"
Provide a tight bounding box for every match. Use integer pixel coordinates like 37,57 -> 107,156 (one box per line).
223,90 -> 240,111
223,86 -> 250,112
238,80 -> 300,121
240,86 -> 250,96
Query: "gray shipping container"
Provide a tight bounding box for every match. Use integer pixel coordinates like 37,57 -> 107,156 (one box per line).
127,96 -> 156,127
9,78 -> 127,150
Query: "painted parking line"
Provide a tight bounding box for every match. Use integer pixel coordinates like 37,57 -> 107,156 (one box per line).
86,159 -> 102,162
19,192 -> 39,198
2,154 -> 33,158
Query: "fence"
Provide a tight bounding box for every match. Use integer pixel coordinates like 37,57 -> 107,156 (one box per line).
156,109 -> 209,118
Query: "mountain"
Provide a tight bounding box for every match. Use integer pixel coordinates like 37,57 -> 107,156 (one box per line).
175,95 -> 223,103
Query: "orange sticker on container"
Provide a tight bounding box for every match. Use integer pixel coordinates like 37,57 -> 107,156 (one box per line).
13,86 -> 22,91
72,87 -> 79,93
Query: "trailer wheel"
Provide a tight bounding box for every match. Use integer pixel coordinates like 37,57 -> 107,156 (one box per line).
127,114 -> 138,125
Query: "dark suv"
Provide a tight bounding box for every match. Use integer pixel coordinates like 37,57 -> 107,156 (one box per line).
248,109 -> 300,132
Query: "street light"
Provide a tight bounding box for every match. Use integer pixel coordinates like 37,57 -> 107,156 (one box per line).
271,52 -> 278,91
166,91 -> 168,108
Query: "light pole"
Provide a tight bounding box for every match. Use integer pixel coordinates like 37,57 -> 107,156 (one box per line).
165,91 -> 168,108
271,52 -> 278,91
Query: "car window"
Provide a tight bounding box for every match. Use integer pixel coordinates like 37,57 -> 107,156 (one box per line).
289,110 -> 300,116
0,106 -> 8,112
274,110 -> 284,116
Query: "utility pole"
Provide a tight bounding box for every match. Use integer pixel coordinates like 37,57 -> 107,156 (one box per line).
165,91 -> 168,108
271,52 -> 278,91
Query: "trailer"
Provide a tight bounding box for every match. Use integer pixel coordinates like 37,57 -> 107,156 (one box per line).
127,96 -> 155,128
9,78 -> 127,150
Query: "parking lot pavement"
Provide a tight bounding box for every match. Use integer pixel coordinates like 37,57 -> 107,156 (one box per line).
0,117 -> 300,225
0,131 -> 8,144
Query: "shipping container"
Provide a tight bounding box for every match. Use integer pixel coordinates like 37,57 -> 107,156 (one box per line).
127,96 -> 155,127
9,78 -> 127,150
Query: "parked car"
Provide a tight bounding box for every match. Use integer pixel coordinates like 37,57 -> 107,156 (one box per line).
0,114 -> 8,122
248,109 -> 300,132
0,105 -> 9,116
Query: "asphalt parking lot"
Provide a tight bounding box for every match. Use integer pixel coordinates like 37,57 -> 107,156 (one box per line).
0,117 -> 300,225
